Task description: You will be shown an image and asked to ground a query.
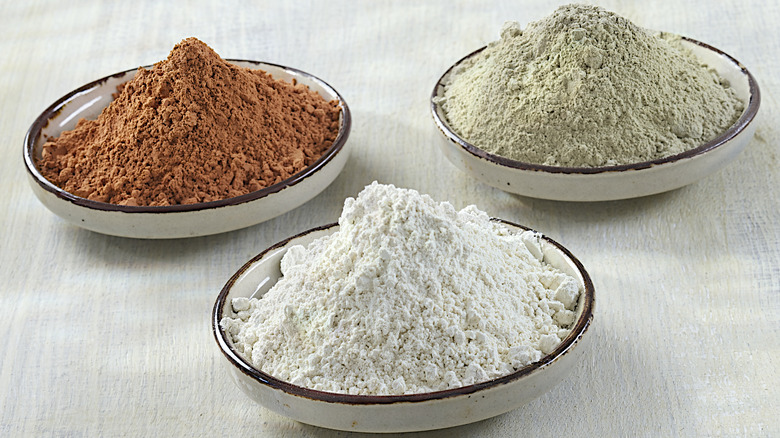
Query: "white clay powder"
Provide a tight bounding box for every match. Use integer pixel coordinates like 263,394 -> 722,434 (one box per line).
221,182 -> 581,395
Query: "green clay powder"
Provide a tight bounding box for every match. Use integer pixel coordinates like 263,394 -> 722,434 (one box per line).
439,4 -> 744,167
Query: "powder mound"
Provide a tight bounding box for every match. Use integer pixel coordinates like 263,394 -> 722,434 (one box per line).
37,37 -> 341,206
440,4 -> 744,167
221,182 -> 582,395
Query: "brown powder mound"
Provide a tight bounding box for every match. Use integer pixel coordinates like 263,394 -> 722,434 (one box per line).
37,37 -> 341,206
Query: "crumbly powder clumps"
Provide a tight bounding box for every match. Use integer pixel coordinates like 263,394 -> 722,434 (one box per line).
221,182 -> 581,395
37,37 -> 340,206
439,4 -> 744,167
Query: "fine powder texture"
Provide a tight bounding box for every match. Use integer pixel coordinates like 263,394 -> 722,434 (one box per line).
439,4 -> 744,167
221,182 -> 581,395
37,38 -> 340,206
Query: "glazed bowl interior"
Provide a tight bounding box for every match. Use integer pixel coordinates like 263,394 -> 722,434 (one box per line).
213,220 -> 595,433
431,36 -> 760,202
24,60 -> 351,238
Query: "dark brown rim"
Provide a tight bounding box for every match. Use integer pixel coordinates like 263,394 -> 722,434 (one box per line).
23,60 -> 351,213
212,219 -> 595,405
430,36 -> 761,174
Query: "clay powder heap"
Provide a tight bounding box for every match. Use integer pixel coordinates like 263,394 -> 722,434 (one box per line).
37,38 -> 340,206
439,4 -> 744,167
221,182 -> 582,395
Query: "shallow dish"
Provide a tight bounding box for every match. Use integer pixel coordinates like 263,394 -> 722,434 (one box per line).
24,61 -> 351,238
213,221 -> 594,433
431,37 -> 760,202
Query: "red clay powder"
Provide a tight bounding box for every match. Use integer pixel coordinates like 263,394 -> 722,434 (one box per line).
37,38 -> 341,206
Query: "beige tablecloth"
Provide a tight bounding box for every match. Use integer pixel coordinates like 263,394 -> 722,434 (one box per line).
1,1 -> 777,436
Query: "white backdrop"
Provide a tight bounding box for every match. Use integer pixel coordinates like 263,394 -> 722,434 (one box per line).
1,1 -> 777,436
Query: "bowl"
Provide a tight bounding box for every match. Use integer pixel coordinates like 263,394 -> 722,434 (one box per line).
212,220 -> 594,433
431,37 -> 760,202
24,60 -> 351,239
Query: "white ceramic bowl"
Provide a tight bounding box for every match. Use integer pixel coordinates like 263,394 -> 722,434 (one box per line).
24,61 -> 351,239
212,221 -> 595,433
431,37 -> 760,202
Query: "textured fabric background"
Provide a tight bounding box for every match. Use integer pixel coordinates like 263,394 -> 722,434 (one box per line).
1,1 -> 777,436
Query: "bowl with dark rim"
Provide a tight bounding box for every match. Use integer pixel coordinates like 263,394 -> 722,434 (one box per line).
431,37 -> 760,202
24,60 -> 351,238
212,220 -> 595,433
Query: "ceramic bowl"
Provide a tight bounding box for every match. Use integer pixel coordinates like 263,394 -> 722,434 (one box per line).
212,220 -> 595,433
431,37 -> 760,202
24,61 -> 351,239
